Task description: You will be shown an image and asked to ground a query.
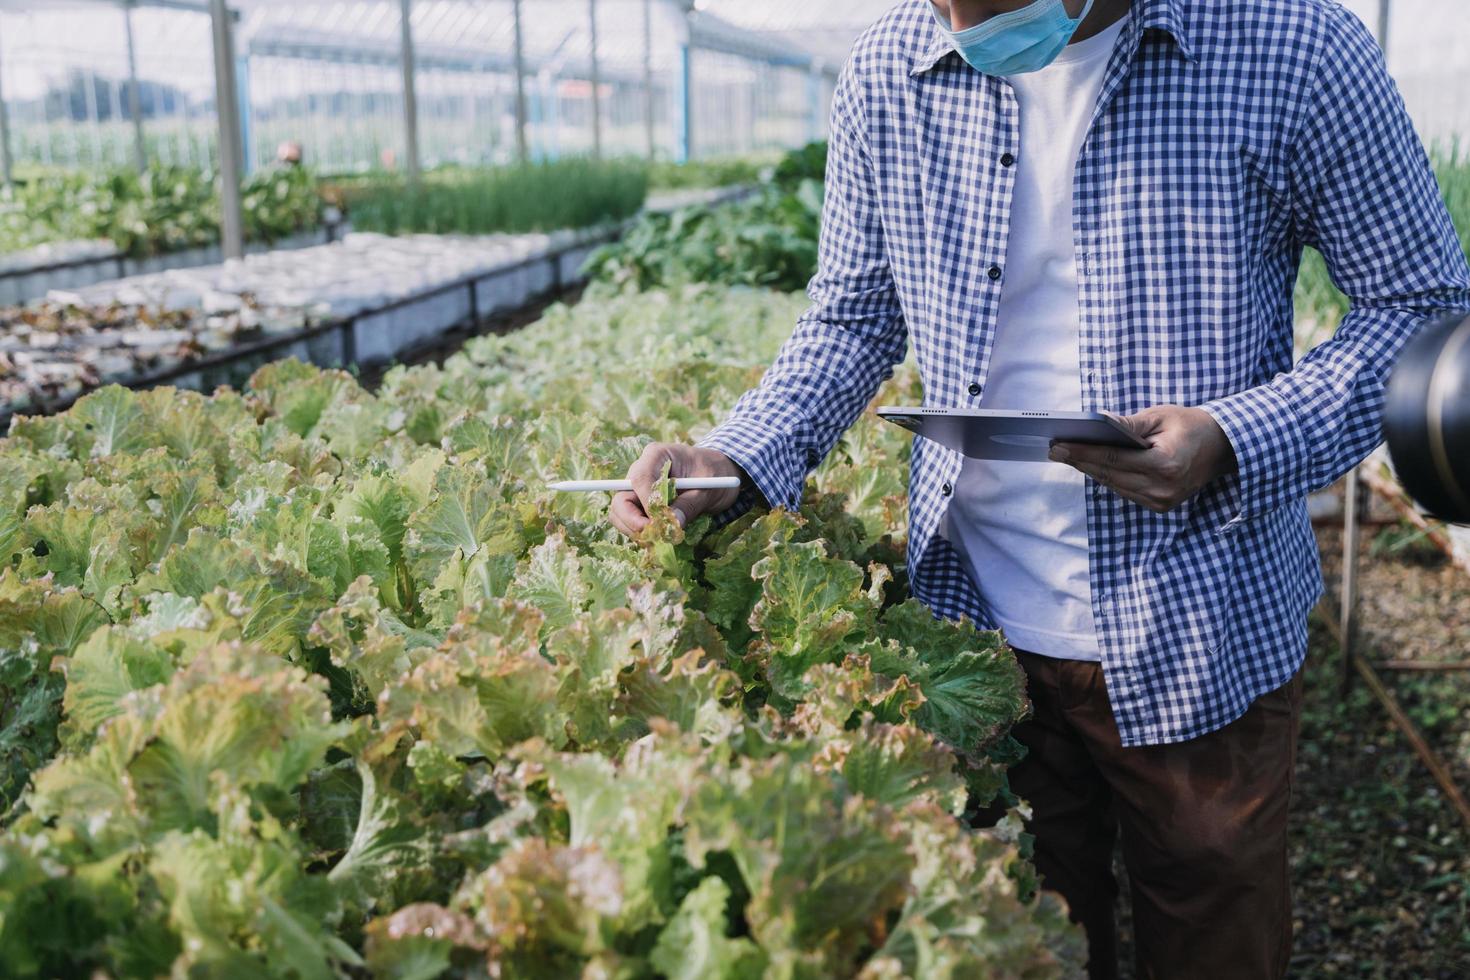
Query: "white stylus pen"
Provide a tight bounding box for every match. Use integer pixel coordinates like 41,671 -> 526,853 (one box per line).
547,477 -> 743,493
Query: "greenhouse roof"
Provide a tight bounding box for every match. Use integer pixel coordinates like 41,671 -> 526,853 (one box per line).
0,0 -> 840,75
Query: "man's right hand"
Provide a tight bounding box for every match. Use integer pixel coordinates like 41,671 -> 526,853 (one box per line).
608,442 -> 745,537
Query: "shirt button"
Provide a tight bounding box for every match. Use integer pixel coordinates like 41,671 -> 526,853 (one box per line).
1000,152 -> 1015,167
987,265 -> 1002,281
967,382 -> 981,396
941,482 -> 953,497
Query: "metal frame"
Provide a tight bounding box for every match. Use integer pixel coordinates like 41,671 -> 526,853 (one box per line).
512,0 -> 528,163
398,0 -> 420,180
588,0 -> 602,158
123,2 -> 147,173
1332,466 -> 1470,829
209,0 -> 245,258
0,25 -> 12,187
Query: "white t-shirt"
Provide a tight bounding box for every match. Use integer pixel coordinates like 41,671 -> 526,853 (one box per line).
941,17 -> 1126,662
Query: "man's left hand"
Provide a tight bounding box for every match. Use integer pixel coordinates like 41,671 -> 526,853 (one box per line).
1049,405 -> 1238,513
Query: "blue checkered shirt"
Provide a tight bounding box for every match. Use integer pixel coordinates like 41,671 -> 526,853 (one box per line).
699,0 -> 1470,746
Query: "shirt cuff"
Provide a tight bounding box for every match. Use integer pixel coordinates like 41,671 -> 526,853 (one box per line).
696,415 -> 808,517
1198,385 -> 1310,527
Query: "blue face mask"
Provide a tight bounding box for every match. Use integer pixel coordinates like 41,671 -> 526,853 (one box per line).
931,0 -> 1098,76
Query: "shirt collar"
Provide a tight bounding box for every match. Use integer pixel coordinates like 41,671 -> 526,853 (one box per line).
909,0 -> 1198,77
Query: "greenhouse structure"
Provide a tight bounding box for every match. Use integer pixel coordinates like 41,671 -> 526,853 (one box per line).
0,0 -> 844,256
0,0 -> 1468,977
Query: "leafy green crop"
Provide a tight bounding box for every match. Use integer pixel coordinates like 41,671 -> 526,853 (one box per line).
336,159 -> 649,237
586,182 -> 823,293
0,164 -> 324,258
586,143 -> 828,293
0,284 -> 1082,977
770,141 -> 829,189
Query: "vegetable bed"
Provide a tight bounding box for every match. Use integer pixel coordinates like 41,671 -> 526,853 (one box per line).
0,283 -> 1082,978
0,187 -> 755,421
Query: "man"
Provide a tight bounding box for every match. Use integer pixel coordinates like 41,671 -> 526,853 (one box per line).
607,0 -> 1470,976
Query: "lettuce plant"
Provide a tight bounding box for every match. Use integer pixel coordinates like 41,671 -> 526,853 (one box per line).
0,285 -> 1083,977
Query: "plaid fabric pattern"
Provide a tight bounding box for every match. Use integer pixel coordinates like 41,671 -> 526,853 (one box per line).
699,0 -> 1470,746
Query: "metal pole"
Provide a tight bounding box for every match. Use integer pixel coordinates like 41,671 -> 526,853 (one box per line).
236,53 -> 254,174
1339,466 -> 1363,695
512,0 -> 528,164
1377,0 -> 1391,63
124,3 -> 147,173
676,42 -> 692,162
642,0 -> 655,159
209,0 -> 244,259
83,68 -> 103,167
588,0 -> 602,158
398,0 -> 420,181
0,22 -> 13,188
807,64 -> 823,144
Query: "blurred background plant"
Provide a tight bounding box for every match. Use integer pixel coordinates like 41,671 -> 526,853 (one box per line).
0,163 -> 323,258
329,158 -> 649,236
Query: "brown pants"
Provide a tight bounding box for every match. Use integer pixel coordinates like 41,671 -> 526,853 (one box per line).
999,650 -> 1302,980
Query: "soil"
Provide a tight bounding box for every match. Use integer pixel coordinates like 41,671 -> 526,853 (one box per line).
1112,490 -> 1470,978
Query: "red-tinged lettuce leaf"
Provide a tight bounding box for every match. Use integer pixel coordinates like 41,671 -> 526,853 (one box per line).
376,653 -> 491,760
364,903 -> 483,980
31,642 -> 348,849
699,508 -> 806,650
378,624 -> 568,761
148,810 -> 363,978
617,649 -> 743,743
404,464 -> 504,588
649,876 -> 765,980
0,574 -> 110,809
813,718 -> 967,815
681,752 -> 914,976
59,625 -> 174,747
546,608 -> 647,750
871,599 -> 1028,758
536,743 -> 697,933
459,838 -> 623,976
793,655 -> 925,736
307,576 -> 437,704
875,808 -> 1086,978
746,541 -> 882,702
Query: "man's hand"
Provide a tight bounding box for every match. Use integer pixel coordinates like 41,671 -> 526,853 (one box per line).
608,443 -> 746,537
1049,406 -> 1238,513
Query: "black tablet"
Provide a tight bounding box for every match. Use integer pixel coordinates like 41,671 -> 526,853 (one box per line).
876,406 -> 1149,462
